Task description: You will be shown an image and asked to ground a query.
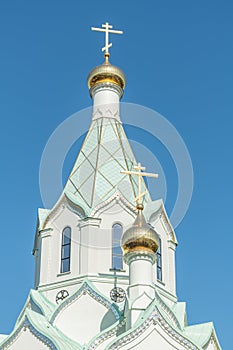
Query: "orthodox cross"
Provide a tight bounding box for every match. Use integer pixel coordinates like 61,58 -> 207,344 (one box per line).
91,22 -> 123,59
121,163 -> 158,208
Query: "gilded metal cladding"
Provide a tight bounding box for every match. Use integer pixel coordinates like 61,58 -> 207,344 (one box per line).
122,210 -> 159,255
87,62 -> 126,89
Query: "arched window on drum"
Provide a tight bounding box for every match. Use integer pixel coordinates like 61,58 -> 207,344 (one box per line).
112,223 -> 123,270
61,227 -> 71,273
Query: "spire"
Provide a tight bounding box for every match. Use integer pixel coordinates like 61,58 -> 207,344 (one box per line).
64,119 -> 151,215
64,24 -> 149,216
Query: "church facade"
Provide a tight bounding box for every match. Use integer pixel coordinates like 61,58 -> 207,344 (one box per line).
0,23 -> 221,350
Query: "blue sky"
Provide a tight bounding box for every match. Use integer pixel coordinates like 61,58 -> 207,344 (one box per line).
0,1 -> 232,348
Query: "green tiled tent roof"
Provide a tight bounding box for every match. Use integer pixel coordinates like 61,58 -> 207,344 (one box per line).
64,117 -> 151,214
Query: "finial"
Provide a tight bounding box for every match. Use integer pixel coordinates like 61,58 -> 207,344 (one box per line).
91,22 -> 123,62
121,163 -> 159,210
136,203 -> 144,211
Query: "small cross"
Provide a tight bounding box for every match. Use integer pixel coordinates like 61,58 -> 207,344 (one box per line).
91,22 -> 123,60
121,163 -> 158,208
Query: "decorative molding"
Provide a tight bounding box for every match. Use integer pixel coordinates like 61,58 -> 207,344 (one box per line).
40,229 -> 53,239
65,195 -> 86,218
124,250 -> 156,265
87,293 -> 199,350
105,309 -> 159,350
160,210 -> 177,245
78,217 -> 101,229
147,204 -> 163,224
30,299 -> 44,316
168,240 -> 177,251
42,193 -> 85,230
92,108 -> 120,121
91,82 -> 123,99
158,316 -> 198,350
1,317 -> 56,350
91,190 -> 136,218
154,289 -> 181,330
57,271 -> 71,277
106,306 -> 198,350
50,281 -> 120,324
203,332 -> 221,350
147,203 -> 177,245
87,321 -> 123,350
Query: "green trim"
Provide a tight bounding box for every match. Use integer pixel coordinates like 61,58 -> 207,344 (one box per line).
0,309 -> 82,350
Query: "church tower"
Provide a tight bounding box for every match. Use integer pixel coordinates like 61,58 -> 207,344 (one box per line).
0,23 -> 221,350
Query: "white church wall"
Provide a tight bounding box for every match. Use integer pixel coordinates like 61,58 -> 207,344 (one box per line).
36,200 -> 134,292
152,215 -> 177,299
36,205 -> 81,289
36,197 -> 179,308
5,328 -> 51,350
34,237 -> 42,288
53,293 -> 117,344
40,274 -> 129,307
113,323 -> 189,350
168,240 -> 176,295
97,202 -> 134,263
92,86 -> 120,121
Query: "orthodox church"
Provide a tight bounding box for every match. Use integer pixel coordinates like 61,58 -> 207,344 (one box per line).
0,23 -> 221,350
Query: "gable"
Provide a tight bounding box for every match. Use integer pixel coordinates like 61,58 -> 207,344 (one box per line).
1,327 -> 54,350
53,293 -> 117,344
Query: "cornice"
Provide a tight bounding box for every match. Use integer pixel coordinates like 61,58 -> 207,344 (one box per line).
91,190 -> 136,218
78,217 -> 102,229
124,250 -> 156,265
42,193 -> 85,230
86,321 -> 123,350
160,208 -> 178,245
1,317 -> 57,350
106,306 -> 200,350
90,81 -> 124,99
147,201 -> 177,245
154,288 -> 181,330
203,331 -> 221,350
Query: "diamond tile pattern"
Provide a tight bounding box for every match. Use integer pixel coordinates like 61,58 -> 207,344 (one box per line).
65,117 -> 150,214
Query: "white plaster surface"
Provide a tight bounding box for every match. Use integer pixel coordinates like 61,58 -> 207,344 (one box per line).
54,293 -> 116,344
6,328 -> 50,350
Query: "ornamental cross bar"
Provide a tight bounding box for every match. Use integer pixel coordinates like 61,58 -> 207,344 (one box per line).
91,22 -> 123,57
121,163 -> 158,207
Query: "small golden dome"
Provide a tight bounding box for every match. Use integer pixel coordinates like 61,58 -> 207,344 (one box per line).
87,61 -> 126,90
122,209 -> 159,256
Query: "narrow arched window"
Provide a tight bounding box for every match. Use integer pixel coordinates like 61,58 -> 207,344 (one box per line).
112,223 -> 123,270
157,238 -> 162,281
61,227 -> 71,273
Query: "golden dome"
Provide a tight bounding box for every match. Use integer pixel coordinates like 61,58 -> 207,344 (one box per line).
87,61 -> 126,90
122,209 -> 159,256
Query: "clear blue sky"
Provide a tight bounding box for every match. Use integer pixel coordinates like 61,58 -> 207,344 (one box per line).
0,1 -> 232,348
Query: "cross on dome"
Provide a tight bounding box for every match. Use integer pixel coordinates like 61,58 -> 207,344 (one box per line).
91,22 -> 123,61
121,163 -> 159,209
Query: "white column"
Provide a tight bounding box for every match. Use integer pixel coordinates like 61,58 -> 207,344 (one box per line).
168,240 -> 177,295
37,229 -> 52,286
91,84 -> 122,121
127,253 -> 156,300
124,252 -> 156,329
